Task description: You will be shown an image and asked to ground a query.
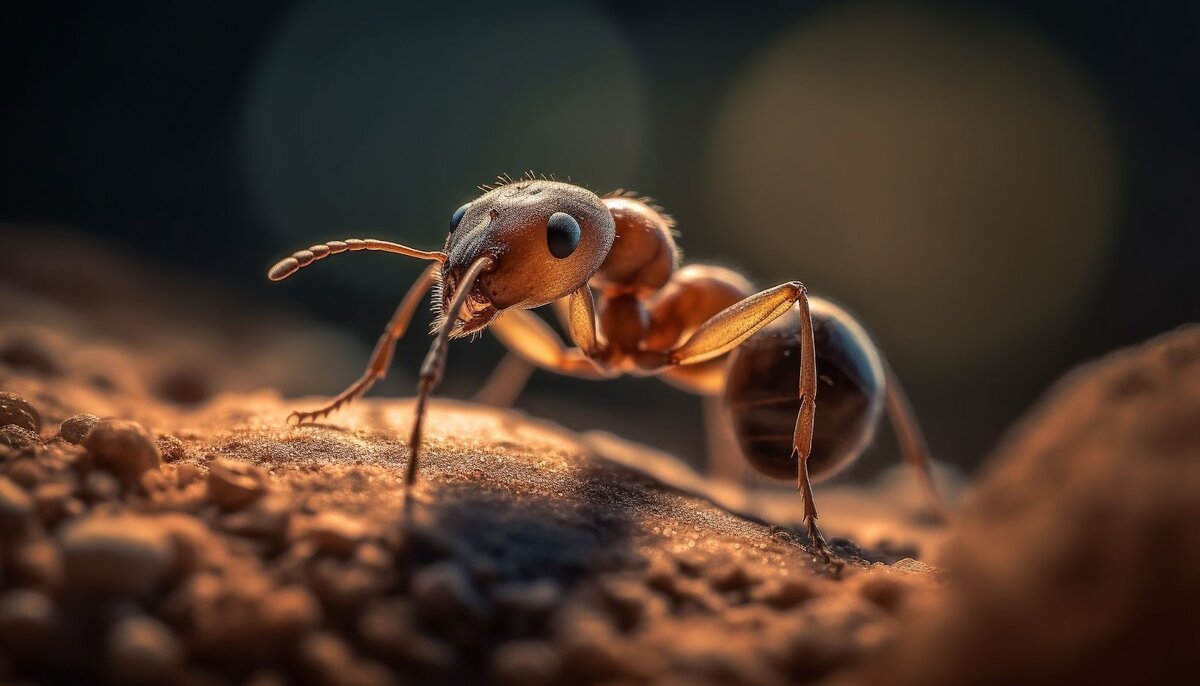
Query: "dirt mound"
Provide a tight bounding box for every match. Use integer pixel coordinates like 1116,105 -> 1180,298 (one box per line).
849,325 -> 1200,685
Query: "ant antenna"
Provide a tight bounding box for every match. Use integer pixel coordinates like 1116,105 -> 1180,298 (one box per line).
405,254 -> 495,487
268,239 -> 447,281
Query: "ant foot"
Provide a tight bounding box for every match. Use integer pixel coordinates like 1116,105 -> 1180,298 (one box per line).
804,518 -> 838,563
809,535 -> 836,563
287,409 -> 329,425
769,525 -> 797,544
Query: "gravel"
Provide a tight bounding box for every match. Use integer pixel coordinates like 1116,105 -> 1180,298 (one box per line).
0,381 -> 944,686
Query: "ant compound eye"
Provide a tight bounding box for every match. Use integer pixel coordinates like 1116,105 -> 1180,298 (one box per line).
449,203 -> 470,232
546,212 -> 581,259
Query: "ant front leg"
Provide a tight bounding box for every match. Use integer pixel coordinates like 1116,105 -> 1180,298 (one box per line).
473,290 -> 603,405
485,285 -> 613,380
651,281 -> 833,560
289,263 -> 439,424
405,256 -> 494,486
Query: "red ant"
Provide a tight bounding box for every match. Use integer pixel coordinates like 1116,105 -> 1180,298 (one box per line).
268,175 -> 945,559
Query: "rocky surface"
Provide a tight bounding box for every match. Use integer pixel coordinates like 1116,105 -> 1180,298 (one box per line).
0,321 -> 943,686
2,233 -> 1197,685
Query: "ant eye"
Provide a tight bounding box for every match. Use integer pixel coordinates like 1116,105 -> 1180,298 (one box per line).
546,212 -> 581,259
449,203 -> 470,232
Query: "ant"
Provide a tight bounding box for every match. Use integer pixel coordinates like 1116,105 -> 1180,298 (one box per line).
267,175 -> 946,560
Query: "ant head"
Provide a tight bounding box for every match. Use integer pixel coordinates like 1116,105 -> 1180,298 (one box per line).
438,179 -> 615,337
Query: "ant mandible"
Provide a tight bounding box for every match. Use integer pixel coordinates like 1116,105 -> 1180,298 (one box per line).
267,174 -> 946,560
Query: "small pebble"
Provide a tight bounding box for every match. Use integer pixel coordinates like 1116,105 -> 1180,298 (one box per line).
60,515 -> 174,595
311,560 -> 388,612
890,557 -> 937,575
32,481 -> 77,527
852,621 -> 896,654
358,599 -> 454,672
261,585 -> 322,637
82,470 -> 122,502
207,457 -> 268,510
643,556 -> 677,593
297,632 -> 356,685
673,549 -> 708,576
410,561 -> 487,621
857,575 -> 909,614
57,414 -> 100,445
493,578 -> 563,617
63,498 -> 85,521
222,493 -> 292,540
599,578 -> 655,631
0,476 -> 34,537
106,615 -> 183,684
354,542 -> 392,571
11,539 -> 64,591
753,577 -> 816,610
707,562 -> 754,592
554,609 -> 630,682
155,434 -> 188,463
139,469 -> 171,499
173,462 -> 204,487
801,594 -> 886,637
490,640 -> 561,686
0,393 -> 40,433
0,424 -> 39,449
83,419 -> 161,486
301,511 -> 369,557
158,513 -> 222,578
0,589 -> 56,655
6,458 -> 43,488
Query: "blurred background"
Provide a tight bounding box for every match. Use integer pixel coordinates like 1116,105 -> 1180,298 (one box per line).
1,0 -> 1196,480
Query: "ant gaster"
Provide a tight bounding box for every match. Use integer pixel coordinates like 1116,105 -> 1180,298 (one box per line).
267,175 -> 946,560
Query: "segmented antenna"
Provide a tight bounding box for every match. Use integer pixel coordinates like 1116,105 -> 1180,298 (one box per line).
267,239 -> 446,281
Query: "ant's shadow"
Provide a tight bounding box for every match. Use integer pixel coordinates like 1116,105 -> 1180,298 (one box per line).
409,460 -> 649,585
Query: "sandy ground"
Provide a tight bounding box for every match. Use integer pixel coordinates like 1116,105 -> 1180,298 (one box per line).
2,235 -> 1198,685
0,326 -> 946,686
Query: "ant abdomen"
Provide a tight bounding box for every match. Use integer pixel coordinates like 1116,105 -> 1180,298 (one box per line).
724,298 -> 885,482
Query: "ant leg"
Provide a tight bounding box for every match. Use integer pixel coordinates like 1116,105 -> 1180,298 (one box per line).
787,293 -> 832,560
653,281 -> 832,559
488,311 -> 611,378
472,288 -> 596,406
797,442 -> 835,560
562,284 -> 601,354
883,360 -> 950,522
703,395 -> 745,483
289,263 -> 438,424
550,296 -> 574,335
472,354 -> 536,407
406,256 -> 493,486
486,287 -> 613,379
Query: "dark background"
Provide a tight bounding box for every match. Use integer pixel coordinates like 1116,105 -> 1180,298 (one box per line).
2,1 -> 1196,480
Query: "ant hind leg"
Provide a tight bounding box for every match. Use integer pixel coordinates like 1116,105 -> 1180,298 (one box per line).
883,360 -> 950,522
653,280 -> 833,560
